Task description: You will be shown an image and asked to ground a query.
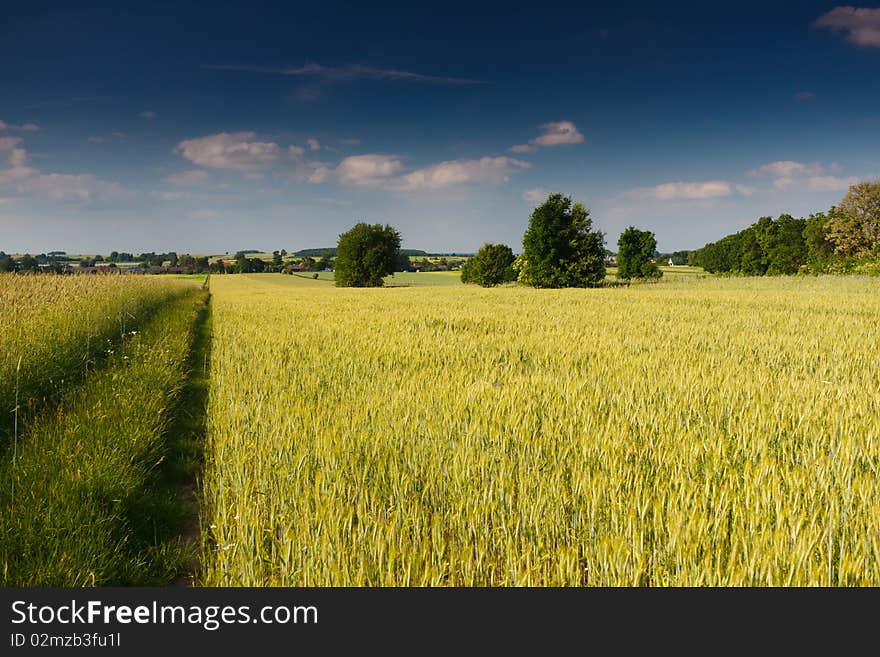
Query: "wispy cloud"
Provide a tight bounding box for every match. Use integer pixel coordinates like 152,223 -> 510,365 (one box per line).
138,110 -> 158,119
151,190 -> 188,201
204,63 -> 486,84
815,6 -> 880,47
396,156 -> 529,191
24,96 -> 98,110
794,91 -> 816,102
88,132 -> 126,144
0,120 -> 39,132
317,153 -> 529,191
17,173 -> 130,202
0,135 -> 129,202
187,209 -> 219,219
522,187 -> 549,204
748,160 -> 856,191
162,169 -> 210,186
625,180 -> 734,201
509,120 -> 585,153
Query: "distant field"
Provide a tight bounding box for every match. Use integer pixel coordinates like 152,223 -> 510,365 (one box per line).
237,271 -> 464,286
202,273 -> 880,585
164,273 -> 209,284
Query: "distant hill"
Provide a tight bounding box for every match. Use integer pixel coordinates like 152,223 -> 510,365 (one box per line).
293,248 -> 338,257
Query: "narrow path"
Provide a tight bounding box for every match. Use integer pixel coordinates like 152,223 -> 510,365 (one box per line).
166,290 -> 213,586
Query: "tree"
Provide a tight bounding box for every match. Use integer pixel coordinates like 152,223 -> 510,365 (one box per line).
333,222 -> 401,287
826,182 -> 880,257
397,253 -> 413,272
758,214 -> 806,275
803,212 -> 836,272
519,193 -> 606,287
616,227 -> 662,280
315,254 -> 334,271
461,243 -> 517,286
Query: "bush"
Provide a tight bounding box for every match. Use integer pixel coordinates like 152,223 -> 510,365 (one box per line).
461,243 -> 517,287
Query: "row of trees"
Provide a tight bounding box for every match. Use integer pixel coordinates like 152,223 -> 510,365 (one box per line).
331,193 -> 662,288
692,181 -> 880,275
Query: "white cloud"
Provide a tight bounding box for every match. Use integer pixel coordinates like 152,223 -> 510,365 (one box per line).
204,63 -> 485,84
327,154 -> 529,190
187,209 -> 219,219
0,138 -> 128,202
306,164 -> 333,183
749,160 -> 856,191
307,138 -> 321,151
626,180 -> 733,201
396,156 -> 529,191
749,160 -> 823,178
0,141 -> 38,184
815,6 -> 880,47
0,136 -> 22,151
17,173 -> 130,202
175,132 -> 280,170
335,154 -> 405,186
509,120 -> 584,153
523,187 -> 549,203
151,191 -> 187,201
88,136 -> 105,144
139,110 -> 158,119
804,175 -> 858,192
288,145 -> 305,158
163,169 -> 210,186
735,184 -> 755,196
532,121 -> 585,146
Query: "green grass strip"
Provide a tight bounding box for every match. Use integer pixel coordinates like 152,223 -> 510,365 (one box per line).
0,288 -> 209,586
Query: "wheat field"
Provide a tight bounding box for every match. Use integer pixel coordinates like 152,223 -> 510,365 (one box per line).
199,274 -> 880,586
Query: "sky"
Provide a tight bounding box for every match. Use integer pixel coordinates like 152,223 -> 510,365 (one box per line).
1,1 -> 879,254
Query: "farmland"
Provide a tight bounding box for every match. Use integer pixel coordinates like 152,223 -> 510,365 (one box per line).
201,273 -> 880,586
2,271 -> 879,586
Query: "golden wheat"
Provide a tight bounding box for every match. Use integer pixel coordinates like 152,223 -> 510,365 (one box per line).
202,274 -> 880,586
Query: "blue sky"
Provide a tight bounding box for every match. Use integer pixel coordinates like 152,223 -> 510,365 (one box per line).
1,1 -> 878,254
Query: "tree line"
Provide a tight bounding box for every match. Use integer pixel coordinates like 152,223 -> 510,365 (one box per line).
691,181 -> 880,276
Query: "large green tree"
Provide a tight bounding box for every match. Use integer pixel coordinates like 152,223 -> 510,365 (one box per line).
616,227 -> 662,280
519,193 -> 606,288
461,242 -> 517,286
334,222 -> 401,287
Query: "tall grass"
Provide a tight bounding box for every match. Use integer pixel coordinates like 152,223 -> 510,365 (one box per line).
0,288 -> 209,585
202,274 -> 880,586
0,274 -> 189,441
